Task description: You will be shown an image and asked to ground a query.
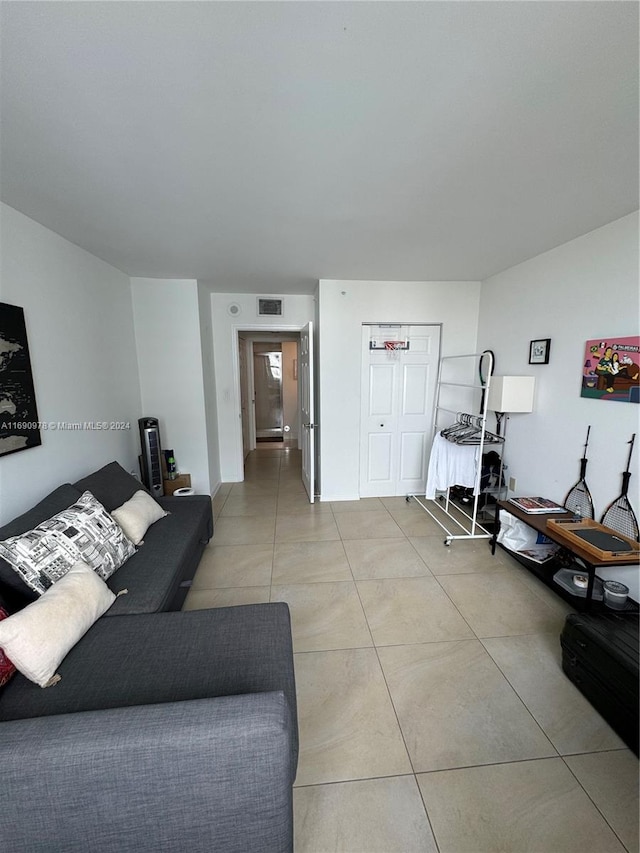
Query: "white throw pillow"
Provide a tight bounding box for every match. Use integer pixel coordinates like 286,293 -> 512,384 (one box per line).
0,562 -> 116,688
111,489 -> 168,545
0,490 -> 136,595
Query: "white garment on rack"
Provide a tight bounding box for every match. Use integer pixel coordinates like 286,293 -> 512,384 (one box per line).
424,432 -> 480,499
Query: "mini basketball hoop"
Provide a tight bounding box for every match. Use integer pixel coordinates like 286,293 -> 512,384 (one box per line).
384,340 -> 406,359
368,328 -> 410,356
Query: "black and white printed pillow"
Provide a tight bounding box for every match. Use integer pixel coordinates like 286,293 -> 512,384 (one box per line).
0,491 -> 136,595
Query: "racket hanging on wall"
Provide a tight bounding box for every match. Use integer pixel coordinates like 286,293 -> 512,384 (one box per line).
601,433 -> 639,542
479,350 -> 495,417
563,426 -> 595,519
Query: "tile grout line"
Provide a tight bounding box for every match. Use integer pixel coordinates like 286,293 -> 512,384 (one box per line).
425,548 -> 565,765
559,753 -> 634,853
342,512 -> 444,851
324,498 -> 443,849
269,452 -> 282,602
475,635 -> 561,760
337,517 -> 376,649
329,504 -> 562,774
213,452 -> 637,851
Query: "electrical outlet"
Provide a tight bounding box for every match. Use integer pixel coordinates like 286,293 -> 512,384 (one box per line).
508,476 -> 517,492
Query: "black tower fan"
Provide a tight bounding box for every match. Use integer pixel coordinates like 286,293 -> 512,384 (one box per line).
138,417 -> 164,497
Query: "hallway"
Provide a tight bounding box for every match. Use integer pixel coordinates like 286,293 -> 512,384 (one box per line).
184,446 -> 638,853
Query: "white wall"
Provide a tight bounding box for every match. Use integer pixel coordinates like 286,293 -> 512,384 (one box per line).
478,211 -> 639,596
318,279 -> 482,501
131,278 -> 210,495
198,283 -> 221,495
0,204 -> 142,523
211,293 -> 315,481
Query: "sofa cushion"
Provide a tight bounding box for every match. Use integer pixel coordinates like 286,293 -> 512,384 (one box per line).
0,491 -> 136,595
104,494 -> 212,615
0,484 -> 82,602
111,490 -> 168,545
73,461 -> 150,512
0,562 -> 116,688
0,603 -> 298,773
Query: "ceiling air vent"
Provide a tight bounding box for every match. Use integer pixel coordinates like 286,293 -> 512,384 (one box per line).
257,297 -> 283,317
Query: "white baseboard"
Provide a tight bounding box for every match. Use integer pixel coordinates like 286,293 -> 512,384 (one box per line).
318,494 -> 361,503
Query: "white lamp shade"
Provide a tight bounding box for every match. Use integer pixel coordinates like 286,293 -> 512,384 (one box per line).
487,376 -> 535,412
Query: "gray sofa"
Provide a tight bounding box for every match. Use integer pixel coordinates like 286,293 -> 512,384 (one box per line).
0,462 -> 298,852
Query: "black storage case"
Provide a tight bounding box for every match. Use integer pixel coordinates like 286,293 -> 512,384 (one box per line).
561,611 -> 639,754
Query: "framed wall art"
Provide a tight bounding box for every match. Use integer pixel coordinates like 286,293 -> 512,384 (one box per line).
581,336 -> 640,403
0,303 -> 42,456
529,338 -> 551,365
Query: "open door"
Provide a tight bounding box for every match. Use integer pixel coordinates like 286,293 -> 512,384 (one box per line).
300,321 -> 315,502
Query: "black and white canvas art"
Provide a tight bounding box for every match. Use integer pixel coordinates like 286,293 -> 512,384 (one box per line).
0,303 -> 42,457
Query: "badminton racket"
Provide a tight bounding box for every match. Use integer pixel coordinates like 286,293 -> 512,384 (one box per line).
478,350 -> 495,416
563,426 -> 595,519
601,433 -> 639,541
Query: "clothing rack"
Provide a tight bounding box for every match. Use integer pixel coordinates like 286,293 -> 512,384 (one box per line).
407,352 -> 505,545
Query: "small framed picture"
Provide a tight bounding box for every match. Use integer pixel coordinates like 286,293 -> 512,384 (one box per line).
529,338 -> 551,365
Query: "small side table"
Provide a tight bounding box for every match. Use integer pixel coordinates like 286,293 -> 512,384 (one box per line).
163,474 -> 191,496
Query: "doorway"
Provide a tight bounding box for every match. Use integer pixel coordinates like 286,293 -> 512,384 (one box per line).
253,344 -> 284,441
237,332 -> 301,459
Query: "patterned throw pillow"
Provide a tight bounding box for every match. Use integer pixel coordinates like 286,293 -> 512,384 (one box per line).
0,491 -> 136,595
0,604 -> 17,687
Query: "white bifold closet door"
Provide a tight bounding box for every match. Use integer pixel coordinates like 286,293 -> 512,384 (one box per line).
359,324 -> 440,497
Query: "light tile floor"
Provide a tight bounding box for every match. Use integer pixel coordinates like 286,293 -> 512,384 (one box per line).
185,446 -> 639,853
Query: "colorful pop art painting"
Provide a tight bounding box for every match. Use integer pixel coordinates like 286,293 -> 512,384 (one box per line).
581,336 -> 640,403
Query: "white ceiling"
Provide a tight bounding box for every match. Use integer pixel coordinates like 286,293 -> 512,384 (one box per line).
1,2 -> 637,295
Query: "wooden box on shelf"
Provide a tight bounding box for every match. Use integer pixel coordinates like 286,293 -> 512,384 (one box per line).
163,474 -> 191,496
546,517 -> 640,565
